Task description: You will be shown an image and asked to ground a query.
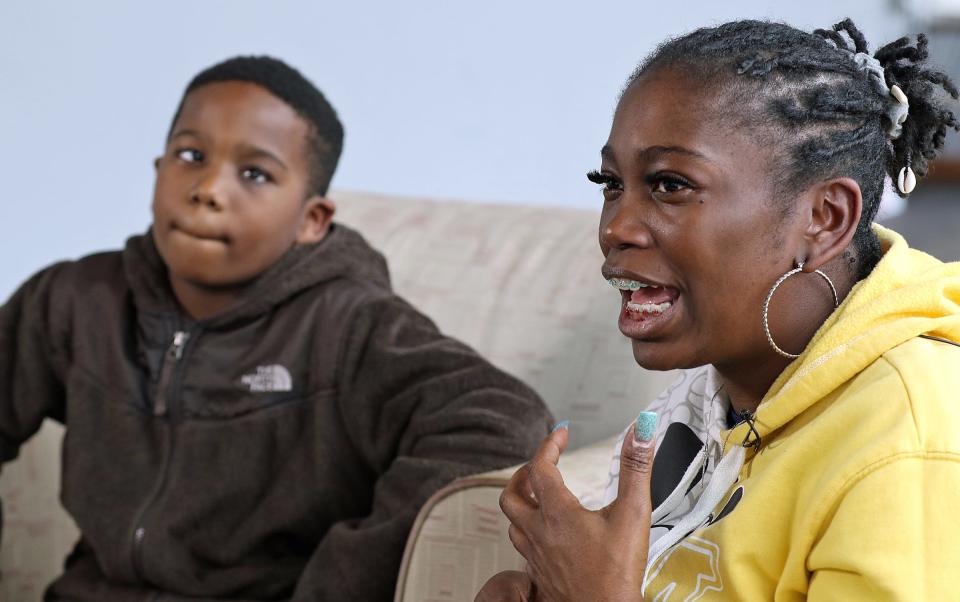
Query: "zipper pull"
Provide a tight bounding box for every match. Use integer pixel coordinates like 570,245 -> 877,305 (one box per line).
169,331 -> 189,360
153,331 -> 189,417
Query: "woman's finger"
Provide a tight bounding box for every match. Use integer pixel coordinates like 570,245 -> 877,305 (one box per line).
535,422 -> 570,467
520,424 -> 570,506
502,423 -> 570,508
610,411 -> 657,531
473,571 -> 535,602
526,457 -> 580,516
508,523 -> 534,559
503,462 -> 538,506
500,477 -> 538,525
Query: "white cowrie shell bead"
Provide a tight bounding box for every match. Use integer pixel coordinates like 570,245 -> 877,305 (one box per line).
890,84 -> 909,106
898,165 -> 917,194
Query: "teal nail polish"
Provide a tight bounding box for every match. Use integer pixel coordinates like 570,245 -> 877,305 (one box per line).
551,420 -> 570,433
635,412 -> 658,442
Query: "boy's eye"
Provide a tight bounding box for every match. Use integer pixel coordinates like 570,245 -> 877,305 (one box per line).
176,148 -> 203,163
242,167 -> 273,184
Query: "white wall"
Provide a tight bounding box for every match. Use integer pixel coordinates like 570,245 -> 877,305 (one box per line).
0,1 -> 917,297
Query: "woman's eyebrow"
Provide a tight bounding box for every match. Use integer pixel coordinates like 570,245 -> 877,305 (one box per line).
601,144 -> 713,164
640,145 -> 710,161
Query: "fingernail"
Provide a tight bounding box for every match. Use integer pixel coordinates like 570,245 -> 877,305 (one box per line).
551,420 -> 570,433
635,412 -> 658,442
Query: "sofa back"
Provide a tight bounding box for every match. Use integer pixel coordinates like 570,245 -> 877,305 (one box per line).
0,191 -> 674,597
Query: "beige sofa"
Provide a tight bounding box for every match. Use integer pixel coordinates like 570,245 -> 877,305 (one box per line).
0,191 -> 674,600
393,432 -> 623,602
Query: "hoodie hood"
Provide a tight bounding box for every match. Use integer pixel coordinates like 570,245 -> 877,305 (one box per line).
123,222 -> 391,328
740,224 -> 960,449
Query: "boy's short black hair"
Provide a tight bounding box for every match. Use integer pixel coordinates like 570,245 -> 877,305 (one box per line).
168,55 -> 344,196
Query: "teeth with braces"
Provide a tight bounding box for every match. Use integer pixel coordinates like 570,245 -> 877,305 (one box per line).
607,278 -> 660,291
626,301 -> 673,314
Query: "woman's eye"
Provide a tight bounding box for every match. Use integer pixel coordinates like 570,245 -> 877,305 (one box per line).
176,148 -> 203,163
587,170 -> 623,195
242,167 -> 272,184
650,174 -> 693,195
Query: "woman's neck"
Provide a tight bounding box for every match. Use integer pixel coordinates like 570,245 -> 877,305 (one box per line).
715,354 -> 792,414
716,262 -> 856,414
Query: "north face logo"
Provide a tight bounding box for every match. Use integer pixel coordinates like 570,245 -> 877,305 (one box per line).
240,365 -> 293,392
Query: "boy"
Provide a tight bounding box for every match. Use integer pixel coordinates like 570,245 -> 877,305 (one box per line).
0,56 -> 552,600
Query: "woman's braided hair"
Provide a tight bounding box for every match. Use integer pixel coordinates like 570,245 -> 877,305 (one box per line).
627,19 -> 959,278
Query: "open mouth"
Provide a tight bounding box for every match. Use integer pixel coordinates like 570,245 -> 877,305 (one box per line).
607,277 -> 681,336
608,278 -> 679,316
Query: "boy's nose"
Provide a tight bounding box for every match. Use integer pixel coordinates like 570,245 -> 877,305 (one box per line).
190,188 -> 222,211
190,170 -> 228,211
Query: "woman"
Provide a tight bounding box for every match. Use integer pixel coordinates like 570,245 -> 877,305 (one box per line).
477,18 -> 960,601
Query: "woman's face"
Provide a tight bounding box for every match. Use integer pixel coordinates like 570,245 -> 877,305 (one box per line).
597,68 -> 802,372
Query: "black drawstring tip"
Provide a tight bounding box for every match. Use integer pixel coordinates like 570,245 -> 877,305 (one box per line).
737,410 -> 762,451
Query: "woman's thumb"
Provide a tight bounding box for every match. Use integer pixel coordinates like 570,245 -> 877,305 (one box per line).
612,411 -> 658,526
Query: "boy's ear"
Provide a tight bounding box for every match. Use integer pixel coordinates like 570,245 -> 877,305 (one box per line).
154,157 -> 161,171
798,177 -> 862,272
296,196 -> 337,244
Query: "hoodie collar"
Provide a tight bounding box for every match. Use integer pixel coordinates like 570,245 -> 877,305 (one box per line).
730,225 -> 960,449
122,222 -> 391,328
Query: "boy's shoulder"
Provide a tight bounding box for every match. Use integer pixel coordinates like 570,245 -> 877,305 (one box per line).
274,222 -> 396,312
32,248 -> 128,298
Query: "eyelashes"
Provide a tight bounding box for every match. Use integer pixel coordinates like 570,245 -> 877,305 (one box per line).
647,173 -> 693,193
587,170 -> 613,185
242,166 -> 274,184
587,170 -> 621,192
176,148 -> 203,162
588,169 -> 696,197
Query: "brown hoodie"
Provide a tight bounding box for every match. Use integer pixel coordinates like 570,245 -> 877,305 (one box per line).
0,223 -> 552,601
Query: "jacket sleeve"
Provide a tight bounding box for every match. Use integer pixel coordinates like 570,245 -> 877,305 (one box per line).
806,453 -> 960,601
0,264 -> 69,465
291,294 -> 553,601
0,265 -> 70,546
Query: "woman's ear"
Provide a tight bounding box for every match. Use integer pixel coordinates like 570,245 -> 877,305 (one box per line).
297,196 -> 337,244
798,177 -> 863,272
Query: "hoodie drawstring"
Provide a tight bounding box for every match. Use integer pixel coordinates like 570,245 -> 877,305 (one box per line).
643,444 -> 747,594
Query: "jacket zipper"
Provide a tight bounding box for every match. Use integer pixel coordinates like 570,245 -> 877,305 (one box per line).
133,329 -> 190,582
152,331 -> 189,417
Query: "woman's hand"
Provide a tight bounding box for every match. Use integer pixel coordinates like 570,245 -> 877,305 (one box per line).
474,570 -> 536,602
493,418 -> 657,602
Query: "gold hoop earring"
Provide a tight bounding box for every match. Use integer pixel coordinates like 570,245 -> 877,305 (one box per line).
762,262 -> 839,359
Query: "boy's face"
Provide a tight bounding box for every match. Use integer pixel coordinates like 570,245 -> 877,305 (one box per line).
152,81 -> 333,294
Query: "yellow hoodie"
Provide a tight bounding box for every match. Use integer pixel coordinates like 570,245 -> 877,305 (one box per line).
629,226 -> 960,601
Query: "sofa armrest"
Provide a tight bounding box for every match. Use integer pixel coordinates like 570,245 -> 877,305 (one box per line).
394,434 -> 620,602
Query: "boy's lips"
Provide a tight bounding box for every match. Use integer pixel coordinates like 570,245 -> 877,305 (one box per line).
171,221 -> 228,243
